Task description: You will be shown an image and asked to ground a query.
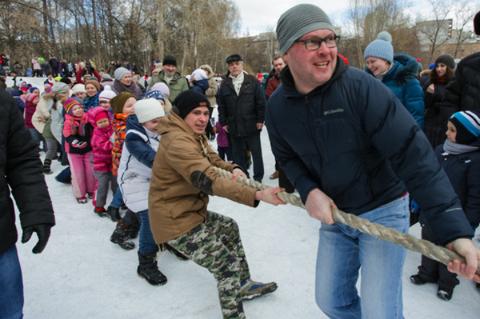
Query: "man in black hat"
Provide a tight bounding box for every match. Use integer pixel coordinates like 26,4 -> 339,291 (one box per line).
148,55 -> 189,102
445,10 -> 480,112
217,54 -> 266,182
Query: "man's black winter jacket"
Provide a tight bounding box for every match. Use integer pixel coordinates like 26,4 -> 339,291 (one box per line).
266,59 -> 473,245
0,89 -> 55,253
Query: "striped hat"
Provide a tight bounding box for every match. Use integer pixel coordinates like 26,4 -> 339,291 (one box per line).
449,110 -> 480,144
63,97 -> 82,115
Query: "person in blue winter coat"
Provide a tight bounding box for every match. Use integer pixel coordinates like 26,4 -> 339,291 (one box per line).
117,98 -> 167,285
267,4 -> 479,319
364,31 -> 425,128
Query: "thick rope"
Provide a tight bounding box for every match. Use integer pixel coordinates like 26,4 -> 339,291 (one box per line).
213,167 -> 480,275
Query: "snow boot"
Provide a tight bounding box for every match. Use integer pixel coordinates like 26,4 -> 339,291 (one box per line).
42,159 -> 52,174
164,243 -> 188,260
94,207 -> 107,217
110,220 -> 135,250
76,197 -> 88,204
240,279 -> 277,300
239,279 -> 277,301
137,252 -> 167,286
437,285 -> 455,301
106,206 -> 121,222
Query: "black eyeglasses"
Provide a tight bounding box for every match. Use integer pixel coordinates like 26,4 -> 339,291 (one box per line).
296,34 -> 340,50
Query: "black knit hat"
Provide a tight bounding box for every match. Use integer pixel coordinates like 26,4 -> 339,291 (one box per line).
435,54 -> 455,70
173,90 -> 211,119
162,55 -> 177,67
225,54 -> 243,64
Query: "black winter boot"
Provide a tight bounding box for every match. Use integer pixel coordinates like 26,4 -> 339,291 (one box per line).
110,220 -> 135,250
43,158 -> 52,174
106,206 -> 121,222
137,252 -> 167,285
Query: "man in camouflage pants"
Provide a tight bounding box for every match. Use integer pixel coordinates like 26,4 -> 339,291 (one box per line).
169,212 -> 254,318
149,91 -> 284,318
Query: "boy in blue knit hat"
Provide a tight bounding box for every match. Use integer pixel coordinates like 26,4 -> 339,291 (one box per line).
411,110 -> 480,299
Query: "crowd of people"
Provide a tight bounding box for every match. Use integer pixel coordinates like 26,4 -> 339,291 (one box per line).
1,3 -> 480,319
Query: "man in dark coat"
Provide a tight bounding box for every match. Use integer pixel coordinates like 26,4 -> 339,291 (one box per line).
266,4 -> 479,319
217,54 -> 266,182
0,89 -> 55,318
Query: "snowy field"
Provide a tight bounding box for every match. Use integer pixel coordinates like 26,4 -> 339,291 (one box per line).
9,77 -> 480,318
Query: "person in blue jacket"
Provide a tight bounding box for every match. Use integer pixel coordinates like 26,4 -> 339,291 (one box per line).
364,31 -> 425,128
267,4 -> 479,319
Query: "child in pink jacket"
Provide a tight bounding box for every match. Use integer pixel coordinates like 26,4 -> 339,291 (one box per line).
89,107 -> 116,216
63,98 -> 95,203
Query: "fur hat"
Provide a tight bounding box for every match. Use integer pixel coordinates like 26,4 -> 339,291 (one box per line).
162,55 -> 177,67
276,4 -> 335,54
173,90 -> 211,119
98,85 -> 117,101
449,110 -> 480,144
114,67 -> 131,81
364,31 -> 394,64
134,98 -> 165,123
72,84 -> 86,95
110,92 -> 134,114
63,97 -> 82,115
435,54 -> 455,70
84,79 -> 101,91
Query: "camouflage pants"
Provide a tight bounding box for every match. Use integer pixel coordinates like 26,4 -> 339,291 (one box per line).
168,211 -> 251,319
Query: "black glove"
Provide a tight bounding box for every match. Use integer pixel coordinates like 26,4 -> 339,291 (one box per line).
21,224 -> 52,254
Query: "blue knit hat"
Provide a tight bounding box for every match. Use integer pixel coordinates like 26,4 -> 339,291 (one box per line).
144,89 -> 165,102
364,31 -> 394,64
449,110 -> 480,144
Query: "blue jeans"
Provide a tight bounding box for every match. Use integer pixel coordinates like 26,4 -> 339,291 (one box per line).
137,210 -> 158,255
109,187 -> 124,209
0,246 -> 24,319
315,195 -> 409,319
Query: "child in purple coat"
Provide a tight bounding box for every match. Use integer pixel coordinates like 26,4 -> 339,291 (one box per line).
215,121 -> 232,161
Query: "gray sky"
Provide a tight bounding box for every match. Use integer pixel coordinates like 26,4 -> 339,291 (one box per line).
233,1 -> 478,36
234,1 -> 352,35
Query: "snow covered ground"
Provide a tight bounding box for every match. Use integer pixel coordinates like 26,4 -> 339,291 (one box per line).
9,77 -> 480,318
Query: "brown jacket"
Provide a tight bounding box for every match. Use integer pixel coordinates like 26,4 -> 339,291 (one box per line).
148,112 -> 258,244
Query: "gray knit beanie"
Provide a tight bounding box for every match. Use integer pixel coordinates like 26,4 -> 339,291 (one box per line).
276,4 -> 335,54
364,31 -> 394,64
114,67 -> 131,81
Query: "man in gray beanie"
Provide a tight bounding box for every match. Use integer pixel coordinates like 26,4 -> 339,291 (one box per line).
266,3 -> 479,318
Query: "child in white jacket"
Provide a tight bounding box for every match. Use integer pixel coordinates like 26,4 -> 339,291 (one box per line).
117,98 -> 167,285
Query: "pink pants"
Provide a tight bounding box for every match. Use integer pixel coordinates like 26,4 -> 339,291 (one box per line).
68,152 -> 96,199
